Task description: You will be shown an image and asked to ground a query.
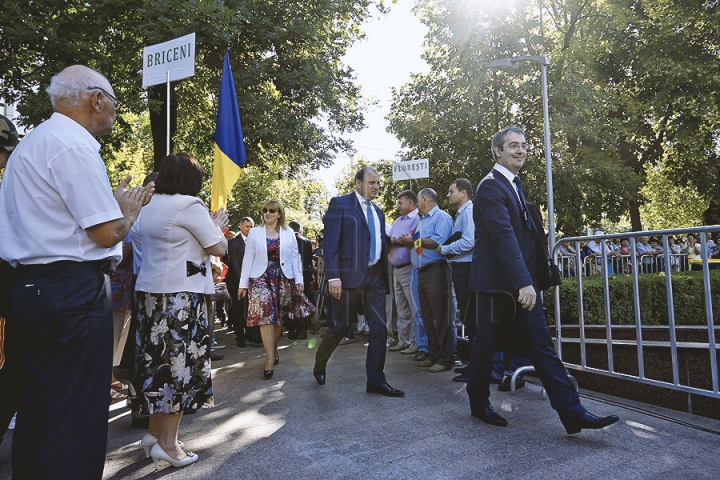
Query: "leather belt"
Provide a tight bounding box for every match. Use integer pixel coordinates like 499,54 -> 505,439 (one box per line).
17,258 -> 116,275
393,263 -> 411,269
417,260 -> 447,273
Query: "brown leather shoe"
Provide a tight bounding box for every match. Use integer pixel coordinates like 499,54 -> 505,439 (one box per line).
417,359 -> 436,368
429,363 -> 451,373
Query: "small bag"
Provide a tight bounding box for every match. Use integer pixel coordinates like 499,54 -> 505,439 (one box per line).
536,258 -> 562,290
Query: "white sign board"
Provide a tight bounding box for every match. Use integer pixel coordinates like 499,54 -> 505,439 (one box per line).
392,159 -> 429,181
142,33 -> 196,88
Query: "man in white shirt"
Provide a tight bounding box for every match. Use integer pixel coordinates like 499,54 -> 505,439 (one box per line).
0,65 -> 153,479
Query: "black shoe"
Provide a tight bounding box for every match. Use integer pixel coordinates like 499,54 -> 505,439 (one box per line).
236,339 -> 247,348
130,411 -> 149,429
263,370 -> 274,380
560,411 -> 620,435
413,352 -> 430,362
498,376 -> 525,392
471,405 -> 508,427
275,356 -> 279,366
287,331 -> 297,340
210,352 -> 224,361
454,365 -> 469,374
366,383 -> 405,397
295,330 -> 308,340
452,374 -> 468,383
313,369 -> 326,385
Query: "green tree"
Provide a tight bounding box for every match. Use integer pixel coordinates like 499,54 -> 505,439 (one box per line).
388,0 -> 720,234
0,0 -> 380,173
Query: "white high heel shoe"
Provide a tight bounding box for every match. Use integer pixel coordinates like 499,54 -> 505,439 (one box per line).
140,433 -> 185,458
149,443 -> 198,470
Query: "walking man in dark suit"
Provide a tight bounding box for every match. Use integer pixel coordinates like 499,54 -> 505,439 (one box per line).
226,217 -> 253,347
466,126 -> 618,433
313,167 -> 404,397
288,220 -> 315,339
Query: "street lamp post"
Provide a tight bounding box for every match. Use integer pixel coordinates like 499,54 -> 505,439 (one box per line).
487,56 -> 555,253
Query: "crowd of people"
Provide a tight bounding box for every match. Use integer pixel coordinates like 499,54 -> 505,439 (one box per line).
0,66 -> 620,480
557,231 -> 720,276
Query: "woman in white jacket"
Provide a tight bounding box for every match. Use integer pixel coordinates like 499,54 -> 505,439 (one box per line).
239,200 -> 315,378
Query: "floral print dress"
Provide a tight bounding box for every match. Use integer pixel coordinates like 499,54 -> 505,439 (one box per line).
130,291 -> 213,415
246,238 -> 315,327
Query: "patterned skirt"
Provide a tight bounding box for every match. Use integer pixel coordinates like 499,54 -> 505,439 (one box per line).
130,291 -> 213,415
247,259 -> 316,327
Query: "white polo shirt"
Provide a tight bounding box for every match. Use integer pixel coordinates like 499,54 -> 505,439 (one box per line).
0,113 -> 123,266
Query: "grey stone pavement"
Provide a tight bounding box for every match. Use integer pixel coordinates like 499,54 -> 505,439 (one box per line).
2,327 -> 720,479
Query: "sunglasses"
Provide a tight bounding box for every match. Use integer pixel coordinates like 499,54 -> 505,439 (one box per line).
262,208 -> 278,214
87,86 -> 122,108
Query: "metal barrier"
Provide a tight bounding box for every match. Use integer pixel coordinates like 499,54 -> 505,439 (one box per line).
550,227 -> 720,402
557,253 -> 690,276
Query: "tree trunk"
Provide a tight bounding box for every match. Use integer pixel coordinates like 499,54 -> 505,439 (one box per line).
149,83 -> 177,172
629,200 -> 643,231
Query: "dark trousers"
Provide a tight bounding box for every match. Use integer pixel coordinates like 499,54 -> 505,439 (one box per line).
227,287 -> 249,343
12,262 -> 113,480
417,262 -> 454,367
466,288 -> 585,418
314,264 -> 387,386
450,261 -> 474,341
0,259 -> 26,446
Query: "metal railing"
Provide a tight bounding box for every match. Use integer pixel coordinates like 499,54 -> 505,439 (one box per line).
549,227 -> 720,401
556,253 -> 690,277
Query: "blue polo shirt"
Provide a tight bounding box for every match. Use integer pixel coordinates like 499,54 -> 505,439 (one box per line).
411,205 -> 453,269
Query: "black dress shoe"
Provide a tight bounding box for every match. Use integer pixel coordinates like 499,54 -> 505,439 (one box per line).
210,352 -> 224,361
454,365 -> 469,374
471,405 -> 508,427
560,411 -> 620,435
452,374 -> 468,383
236,339 -> 247,348
366,383 -> 405,397
498,376 -> 525,392
263,370 -> 274,380
313,369 -> 326,385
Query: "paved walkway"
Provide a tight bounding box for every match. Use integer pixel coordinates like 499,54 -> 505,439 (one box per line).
2,327 -> 719,479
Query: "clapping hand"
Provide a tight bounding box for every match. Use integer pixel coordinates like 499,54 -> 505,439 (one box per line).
115,175 -> 154,219
211,208 -> 229,230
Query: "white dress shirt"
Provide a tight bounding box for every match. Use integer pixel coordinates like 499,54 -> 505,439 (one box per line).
0,113 -> 123,266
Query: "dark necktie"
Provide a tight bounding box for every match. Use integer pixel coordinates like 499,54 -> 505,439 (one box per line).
366,201 -> 377,264
513,176 -> 533,230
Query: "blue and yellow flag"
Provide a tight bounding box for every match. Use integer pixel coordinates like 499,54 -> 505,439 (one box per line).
211,49 -> 246,211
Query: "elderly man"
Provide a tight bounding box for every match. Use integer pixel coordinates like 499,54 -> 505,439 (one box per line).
413,188 -> 454,372
0,65 -> 153,479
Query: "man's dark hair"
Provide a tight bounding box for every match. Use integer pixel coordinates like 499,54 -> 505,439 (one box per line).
418,188 -> 438,204
288,220 -> 301,233
240,217 -> 254,225
154,153 -> 204,196
398,190 -> 417,205
143,171 -> 158,187
451,178 -> 473,198
491,126 -> 526,160
355,166 -> 378,183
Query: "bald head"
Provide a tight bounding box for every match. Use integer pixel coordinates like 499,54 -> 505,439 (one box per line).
46,65 -> 118,137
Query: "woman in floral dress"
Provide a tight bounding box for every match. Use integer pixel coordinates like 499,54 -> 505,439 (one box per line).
239,200 -> 315,379
130,153 -> 228,469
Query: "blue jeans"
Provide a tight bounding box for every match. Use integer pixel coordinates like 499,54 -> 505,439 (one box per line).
410,268 -> 428,353
492,352 -> 531,380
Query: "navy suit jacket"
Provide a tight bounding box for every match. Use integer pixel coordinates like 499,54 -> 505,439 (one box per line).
323,192 -> 389,293
224,234 -> 245,293
468,169 -> 539,294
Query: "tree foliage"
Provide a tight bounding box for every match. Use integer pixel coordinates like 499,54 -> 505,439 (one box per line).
1,0 -> 379,172
388,0 -> 720,235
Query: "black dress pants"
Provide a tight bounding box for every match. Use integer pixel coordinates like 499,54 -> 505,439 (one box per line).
12,262 -> 113,480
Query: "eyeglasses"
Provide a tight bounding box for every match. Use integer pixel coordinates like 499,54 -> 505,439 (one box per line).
504,142 -> 529,151
262,208 -> 278,214
87,86 -> 122,108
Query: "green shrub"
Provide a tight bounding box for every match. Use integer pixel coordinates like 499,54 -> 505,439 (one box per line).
545,270 -> 720,326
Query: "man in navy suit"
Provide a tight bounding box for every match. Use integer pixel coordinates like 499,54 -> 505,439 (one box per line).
313,167 -> 404,396
466,126 -> 618,433
226,217 -> 253,347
